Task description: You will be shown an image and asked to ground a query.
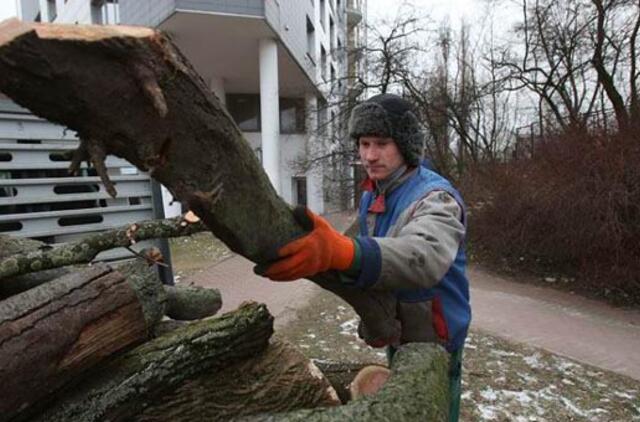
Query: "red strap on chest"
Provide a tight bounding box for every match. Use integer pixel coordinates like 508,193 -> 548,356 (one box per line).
368,194 -> 386,213
432,297 -> 449,342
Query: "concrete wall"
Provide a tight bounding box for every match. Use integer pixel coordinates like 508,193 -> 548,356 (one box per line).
118,0 -> 176,26
264,0 -> 315,84
177,0 -> 263,16
18,0 -> 40,21
55,0 -> 91,23
242,132 -> 324,214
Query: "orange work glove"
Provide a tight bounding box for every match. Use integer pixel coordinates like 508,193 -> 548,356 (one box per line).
262,207 -> 355,281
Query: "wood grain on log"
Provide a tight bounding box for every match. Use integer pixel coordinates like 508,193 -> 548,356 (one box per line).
242,343 -> 450,422
135,340 -> 340,421
34,302 -> 274,422
0,262 -> 165,422
0,18 -> 401,345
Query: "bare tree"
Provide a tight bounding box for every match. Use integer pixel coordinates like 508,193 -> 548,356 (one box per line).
590,0 -> 640,131
493,0 -> 640,134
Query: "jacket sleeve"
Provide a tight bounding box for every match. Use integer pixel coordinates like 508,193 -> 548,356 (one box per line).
354,190 -> 465,290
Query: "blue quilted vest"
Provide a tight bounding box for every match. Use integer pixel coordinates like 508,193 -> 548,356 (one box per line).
358,165 -> 471,352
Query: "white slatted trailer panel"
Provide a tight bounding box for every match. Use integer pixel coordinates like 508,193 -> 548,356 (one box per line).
0,100 -> 156,258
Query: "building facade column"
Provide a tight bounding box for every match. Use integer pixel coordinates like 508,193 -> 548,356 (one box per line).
305,93 -> 325,214
259,38 -> 281,194
38,0 -> 50,21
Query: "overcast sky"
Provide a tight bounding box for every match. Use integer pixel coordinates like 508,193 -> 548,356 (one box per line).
368,0 -> 485,23
367,0 -> 516,42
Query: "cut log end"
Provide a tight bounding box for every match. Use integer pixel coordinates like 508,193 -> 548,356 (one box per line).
0,18 -> 154,47
349,365 -> 391,400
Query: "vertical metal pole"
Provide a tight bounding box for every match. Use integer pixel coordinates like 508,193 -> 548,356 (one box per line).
151,180 -> 175,285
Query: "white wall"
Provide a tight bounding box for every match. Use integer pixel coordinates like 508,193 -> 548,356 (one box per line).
161,186 -> 182,217
55,0 -> 91,24
119,0 -> 176,26
240,131 -> 324,213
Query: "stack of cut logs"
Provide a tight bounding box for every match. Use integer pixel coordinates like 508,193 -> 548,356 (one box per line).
0,229 -> 346,422
0,226 -> 447,422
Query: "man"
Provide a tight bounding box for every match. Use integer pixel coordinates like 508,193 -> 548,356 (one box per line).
259,93 -> 470,420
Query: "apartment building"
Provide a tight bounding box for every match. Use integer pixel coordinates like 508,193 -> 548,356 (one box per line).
1,0 -> 365,250
113,0 -> 365,212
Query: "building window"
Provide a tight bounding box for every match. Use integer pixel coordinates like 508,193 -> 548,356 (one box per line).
280,98 -> 306,134
306,16 -> 316,64
226,94 -> 261,132
293,177 -> 308,206
227,95 -> 306,134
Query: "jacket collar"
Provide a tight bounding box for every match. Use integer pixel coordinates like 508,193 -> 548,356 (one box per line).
361,165 -> 416,213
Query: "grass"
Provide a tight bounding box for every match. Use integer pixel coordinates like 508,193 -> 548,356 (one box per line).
169,232 -> 232,280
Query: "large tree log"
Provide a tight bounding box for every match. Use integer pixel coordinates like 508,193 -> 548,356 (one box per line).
242,343 -> 450,422
0,261 -> 166,421
135,340 -> 340,421
0,19 -> 400,346
33,302 -> 275,422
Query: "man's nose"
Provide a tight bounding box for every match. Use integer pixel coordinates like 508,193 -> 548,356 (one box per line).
363,147 -> 378,161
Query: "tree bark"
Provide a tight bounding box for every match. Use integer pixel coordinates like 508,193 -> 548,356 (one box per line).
134,340 -> 340,421
0,234 -> 69,298
591,0 -> 630,131
0,215 -> 207,281
0,19 -> 400,347
241,343 -> 450,421
164,284 -> 222,320
33,302 -> 275,422
0,261 -> 166,422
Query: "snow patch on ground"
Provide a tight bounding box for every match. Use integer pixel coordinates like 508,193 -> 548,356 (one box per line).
477,404 -> 498,419
461,331 -> 640,421
523,353 -> 543,368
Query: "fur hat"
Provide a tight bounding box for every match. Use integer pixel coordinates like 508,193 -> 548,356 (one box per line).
348,93 -> 424,166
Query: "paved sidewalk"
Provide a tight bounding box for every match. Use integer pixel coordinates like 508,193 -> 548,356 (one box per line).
188,255 -> 321,329
186,211 -> 354,328
469,265 -> 640,381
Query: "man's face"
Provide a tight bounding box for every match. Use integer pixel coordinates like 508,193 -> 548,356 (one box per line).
358,136 -> 405,181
